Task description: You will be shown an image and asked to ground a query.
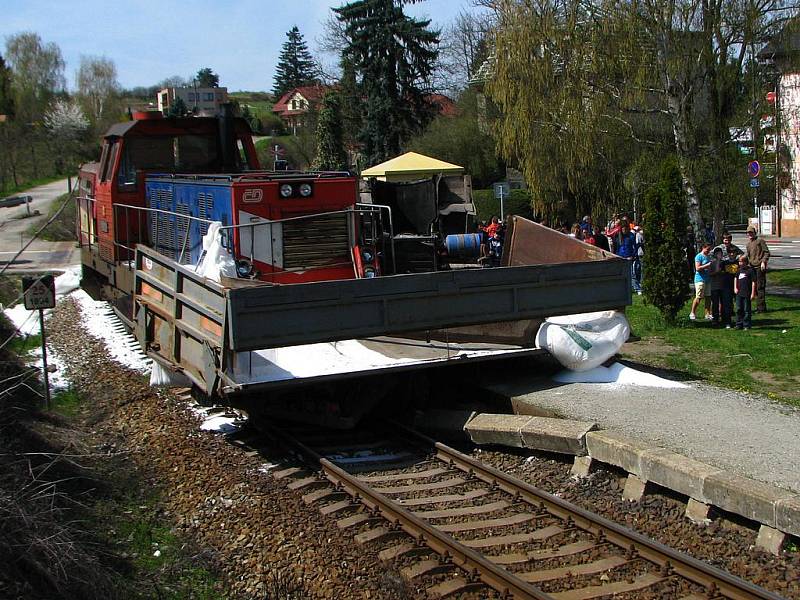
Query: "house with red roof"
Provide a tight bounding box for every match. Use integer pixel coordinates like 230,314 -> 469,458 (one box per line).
272,85 -> 330,135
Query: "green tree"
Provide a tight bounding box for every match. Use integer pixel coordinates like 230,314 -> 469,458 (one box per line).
487,0 -> 793,238
407,88 -> 502,188
334,0 -> 439,166
643,157 -> 692,324
166,96 -> 189,118
4,32 -> 65,121
313,92 -> 347,171
0,54 -> 14,118
272,26 -> 317,98
196,67 -> 219,88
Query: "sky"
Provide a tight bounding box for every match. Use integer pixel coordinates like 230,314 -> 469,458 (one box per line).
1,0 -> 483,92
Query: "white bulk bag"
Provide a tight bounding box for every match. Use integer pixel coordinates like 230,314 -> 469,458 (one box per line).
535,311 -> 630,372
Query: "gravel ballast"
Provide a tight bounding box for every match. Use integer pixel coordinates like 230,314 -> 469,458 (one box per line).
47,297 -> 411,599
472,447 -> 800,598
46,294 -> 800,598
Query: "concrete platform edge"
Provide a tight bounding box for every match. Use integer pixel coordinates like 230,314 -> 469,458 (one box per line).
464,413 -> 800,544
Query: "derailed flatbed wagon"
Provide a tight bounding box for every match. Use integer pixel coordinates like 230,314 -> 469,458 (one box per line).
132,218 -> 631,425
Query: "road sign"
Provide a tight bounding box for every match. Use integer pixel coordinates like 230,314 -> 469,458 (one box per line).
747,160 -> 761,178
493,182 -> 510,199
766,91 -> 777,104
750,178 -> 760,188
22,275 -> 55,310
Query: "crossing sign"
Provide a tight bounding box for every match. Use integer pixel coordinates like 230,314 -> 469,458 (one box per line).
22,275 -> 56,310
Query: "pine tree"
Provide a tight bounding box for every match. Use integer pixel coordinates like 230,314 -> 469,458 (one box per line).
312,92 -> 347,171
643,157 -> 692,324
335,0 -> 439,166
166,96 -> 188,118
196,67 -> 219,88
272,26 -> 317,98
0,54 -> 14,118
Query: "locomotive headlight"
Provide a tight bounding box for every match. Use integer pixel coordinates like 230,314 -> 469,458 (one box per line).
279,183 -> 293,198
361,250 -> 374,264
299,183 -> 312,197
236,258 -> 254,278
364,267 -> 377,278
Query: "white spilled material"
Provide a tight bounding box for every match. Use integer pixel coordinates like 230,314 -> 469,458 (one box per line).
553,361 -> 688,388
230,339 -> 532,385
195,222 -> 236,283
3,266 -> 83,336
536,311 -> 630,372
187,402 -> 242,434
33,349 -> 69,391
72,290 -> 151,374
149,361 -> 191,387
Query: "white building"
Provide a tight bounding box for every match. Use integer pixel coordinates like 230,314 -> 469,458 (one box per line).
157,86 -> 229,117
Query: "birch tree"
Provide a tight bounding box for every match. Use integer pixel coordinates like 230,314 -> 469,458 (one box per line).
76,55 -> 119,125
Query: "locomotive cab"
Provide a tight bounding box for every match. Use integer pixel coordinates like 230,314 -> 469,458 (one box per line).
77,109 -> 260,310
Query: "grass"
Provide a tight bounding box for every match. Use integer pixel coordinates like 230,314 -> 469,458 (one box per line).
95,494 -> 224,600
624,293 -> 800,406
27,191 -> 77,241
51,388 -> 82,416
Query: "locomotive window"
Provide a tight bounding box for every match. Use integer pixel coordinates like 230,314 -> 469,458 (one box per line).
100,140 -> 118,182
117,135 -> 220,190
175,135 -> 218,169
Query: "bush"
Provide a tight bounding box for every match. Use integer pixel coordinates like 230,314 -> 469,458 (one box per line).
642,157 -> 692,323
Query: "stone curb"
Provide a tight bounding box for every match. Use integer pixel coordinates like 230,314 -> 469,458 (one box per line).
464,413 -> 597,456
583,430 -> 800,553
420,408 -> 800,552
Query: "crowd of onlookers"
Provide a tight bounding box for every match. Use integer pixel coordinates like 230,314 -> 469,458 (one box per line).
688,227 -> 770,329
561,214 -> 771,329
565,214 -> 645,294
476,212 -> 771,330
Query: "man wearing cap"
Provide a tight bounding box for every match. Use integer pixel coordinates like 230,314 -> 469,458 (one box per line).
745,225 -> 770,312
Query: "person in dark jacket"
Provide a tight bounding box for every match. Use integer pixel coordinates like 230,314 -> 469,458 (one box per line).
745,225 -> 770,312
734,254 -> 757,330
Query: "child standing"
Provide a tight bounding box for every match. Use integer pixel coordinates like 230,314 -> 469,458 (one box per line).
734,255 -> 757,330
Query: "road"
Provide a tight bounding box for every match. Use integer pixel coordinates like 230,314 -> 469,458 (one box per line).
730,232 -> 800,270
0,178 -> 79,273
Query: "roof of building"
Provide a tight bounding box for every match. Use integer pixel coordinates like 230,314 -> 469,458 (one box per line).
272,85 -> 330,116
361,151 -> 464,179
426,93 -> 458,117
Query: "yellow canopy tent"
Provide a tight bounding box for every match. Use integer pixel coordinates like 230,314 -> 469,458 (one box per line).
361,151 -> 464,182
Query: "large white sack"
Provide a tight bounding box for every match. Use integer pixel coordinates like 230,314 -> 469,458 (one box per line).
195,222 -> 237,283
535,310 -> 630,372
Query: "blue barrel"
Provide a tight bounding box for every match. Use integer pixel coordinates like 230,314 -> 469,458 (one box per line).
445,233 -> 483,258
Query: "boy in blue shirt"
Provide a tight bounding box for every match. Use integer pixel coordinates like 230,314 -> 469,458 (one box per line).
689,243 -> 712,321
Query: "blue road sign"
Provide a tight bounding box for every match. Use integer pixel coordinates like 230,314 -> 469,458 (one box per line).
750,177 -> 760,188
748,160 -> 761,177
493,182 -> 510,199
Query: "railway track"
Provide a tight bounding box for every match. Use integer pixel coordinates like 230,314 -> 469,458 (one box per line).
237,421 -> 783,600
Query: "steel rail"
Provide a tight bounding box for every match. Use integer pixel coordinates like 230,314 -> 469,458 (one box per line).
264,423 -> 554,599
391,422 -> 783,600
268,421 -> 783,600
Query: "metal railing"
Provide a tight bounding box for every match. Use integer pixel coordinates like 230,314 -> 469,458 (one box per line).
76,195 -> 393,277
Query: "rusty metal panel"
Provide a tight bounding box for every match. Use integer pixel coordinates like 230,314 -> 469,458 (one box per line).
502,216 -> 616,266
